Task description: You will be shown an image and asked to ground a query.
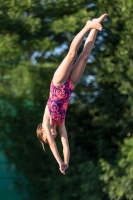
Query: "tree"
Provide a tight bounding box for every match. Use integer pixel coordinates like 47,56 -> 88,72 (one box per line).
1,0 -> 133,199
100,137 -> 133,200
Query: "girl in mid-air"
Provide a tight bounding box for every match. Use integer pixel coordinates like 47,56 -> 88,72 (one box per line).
36,14 -> 107,174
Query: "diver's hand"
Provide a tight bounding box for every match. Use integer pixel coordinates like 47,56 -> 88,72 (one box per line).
59,162 -> 69,174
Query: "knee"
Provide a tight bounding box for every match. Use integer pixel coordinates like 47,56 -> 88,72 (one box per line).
68,50 -> 77,60
80,52 -> 89,62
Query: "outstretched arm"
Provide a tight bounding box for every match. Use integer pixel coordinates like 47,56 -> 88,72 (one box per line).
42,120 -> 68,174
58,123 -> 70,167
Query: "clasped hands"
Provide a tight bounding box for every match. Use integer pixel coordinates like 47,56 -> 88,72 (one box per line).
59,162 -> 69,174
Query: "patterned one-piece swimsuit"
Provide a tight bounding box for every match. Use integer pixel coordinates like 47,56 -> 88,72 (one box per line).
47,77 -> 74,126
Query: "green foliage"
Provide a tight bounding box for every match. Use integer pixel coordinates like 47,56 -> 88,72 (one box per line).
100,137 -> 133,200
1,0 -> 133,200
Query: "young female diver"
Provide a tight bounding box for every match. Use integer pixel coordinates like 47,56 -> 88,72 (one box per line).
36,14 -> 107,174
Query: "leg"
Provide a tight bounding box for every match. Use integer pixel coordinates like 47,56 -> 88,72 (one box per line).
70,29 -> 97,87
70,14 -> 108,87
53,21 -> 102,86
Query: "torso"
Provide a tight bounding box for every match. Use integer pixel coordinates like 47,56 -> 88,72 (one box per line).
47,78 -> 74,126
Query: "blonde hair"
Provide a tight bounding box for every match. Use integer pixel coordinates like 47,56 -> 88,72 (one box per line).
36,123 -> 47,152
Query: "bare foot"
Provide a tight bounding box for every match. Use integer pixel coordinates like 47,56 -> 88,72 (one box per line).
85,20 -> 102,31
92,14 -> 108,23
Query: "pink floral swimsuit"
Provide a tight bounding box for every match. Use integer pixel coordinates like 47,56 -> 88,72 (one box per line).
47,77 -> 74,126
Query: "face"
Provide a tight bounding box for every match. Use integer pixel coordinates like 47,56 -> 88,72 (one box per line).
42,125 -> 57,144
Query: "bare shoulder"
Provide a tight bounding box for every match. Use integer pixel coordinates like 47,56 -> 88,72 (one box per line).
44,105 -> 50,118
42,105 -> 50,126
58,121 -> 65,130
58,122 -> 69,148
58,122 -> 68,137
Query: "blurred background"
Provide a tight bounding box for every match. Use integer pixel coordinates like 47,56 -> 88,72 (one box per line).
0,0 -> 133,200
